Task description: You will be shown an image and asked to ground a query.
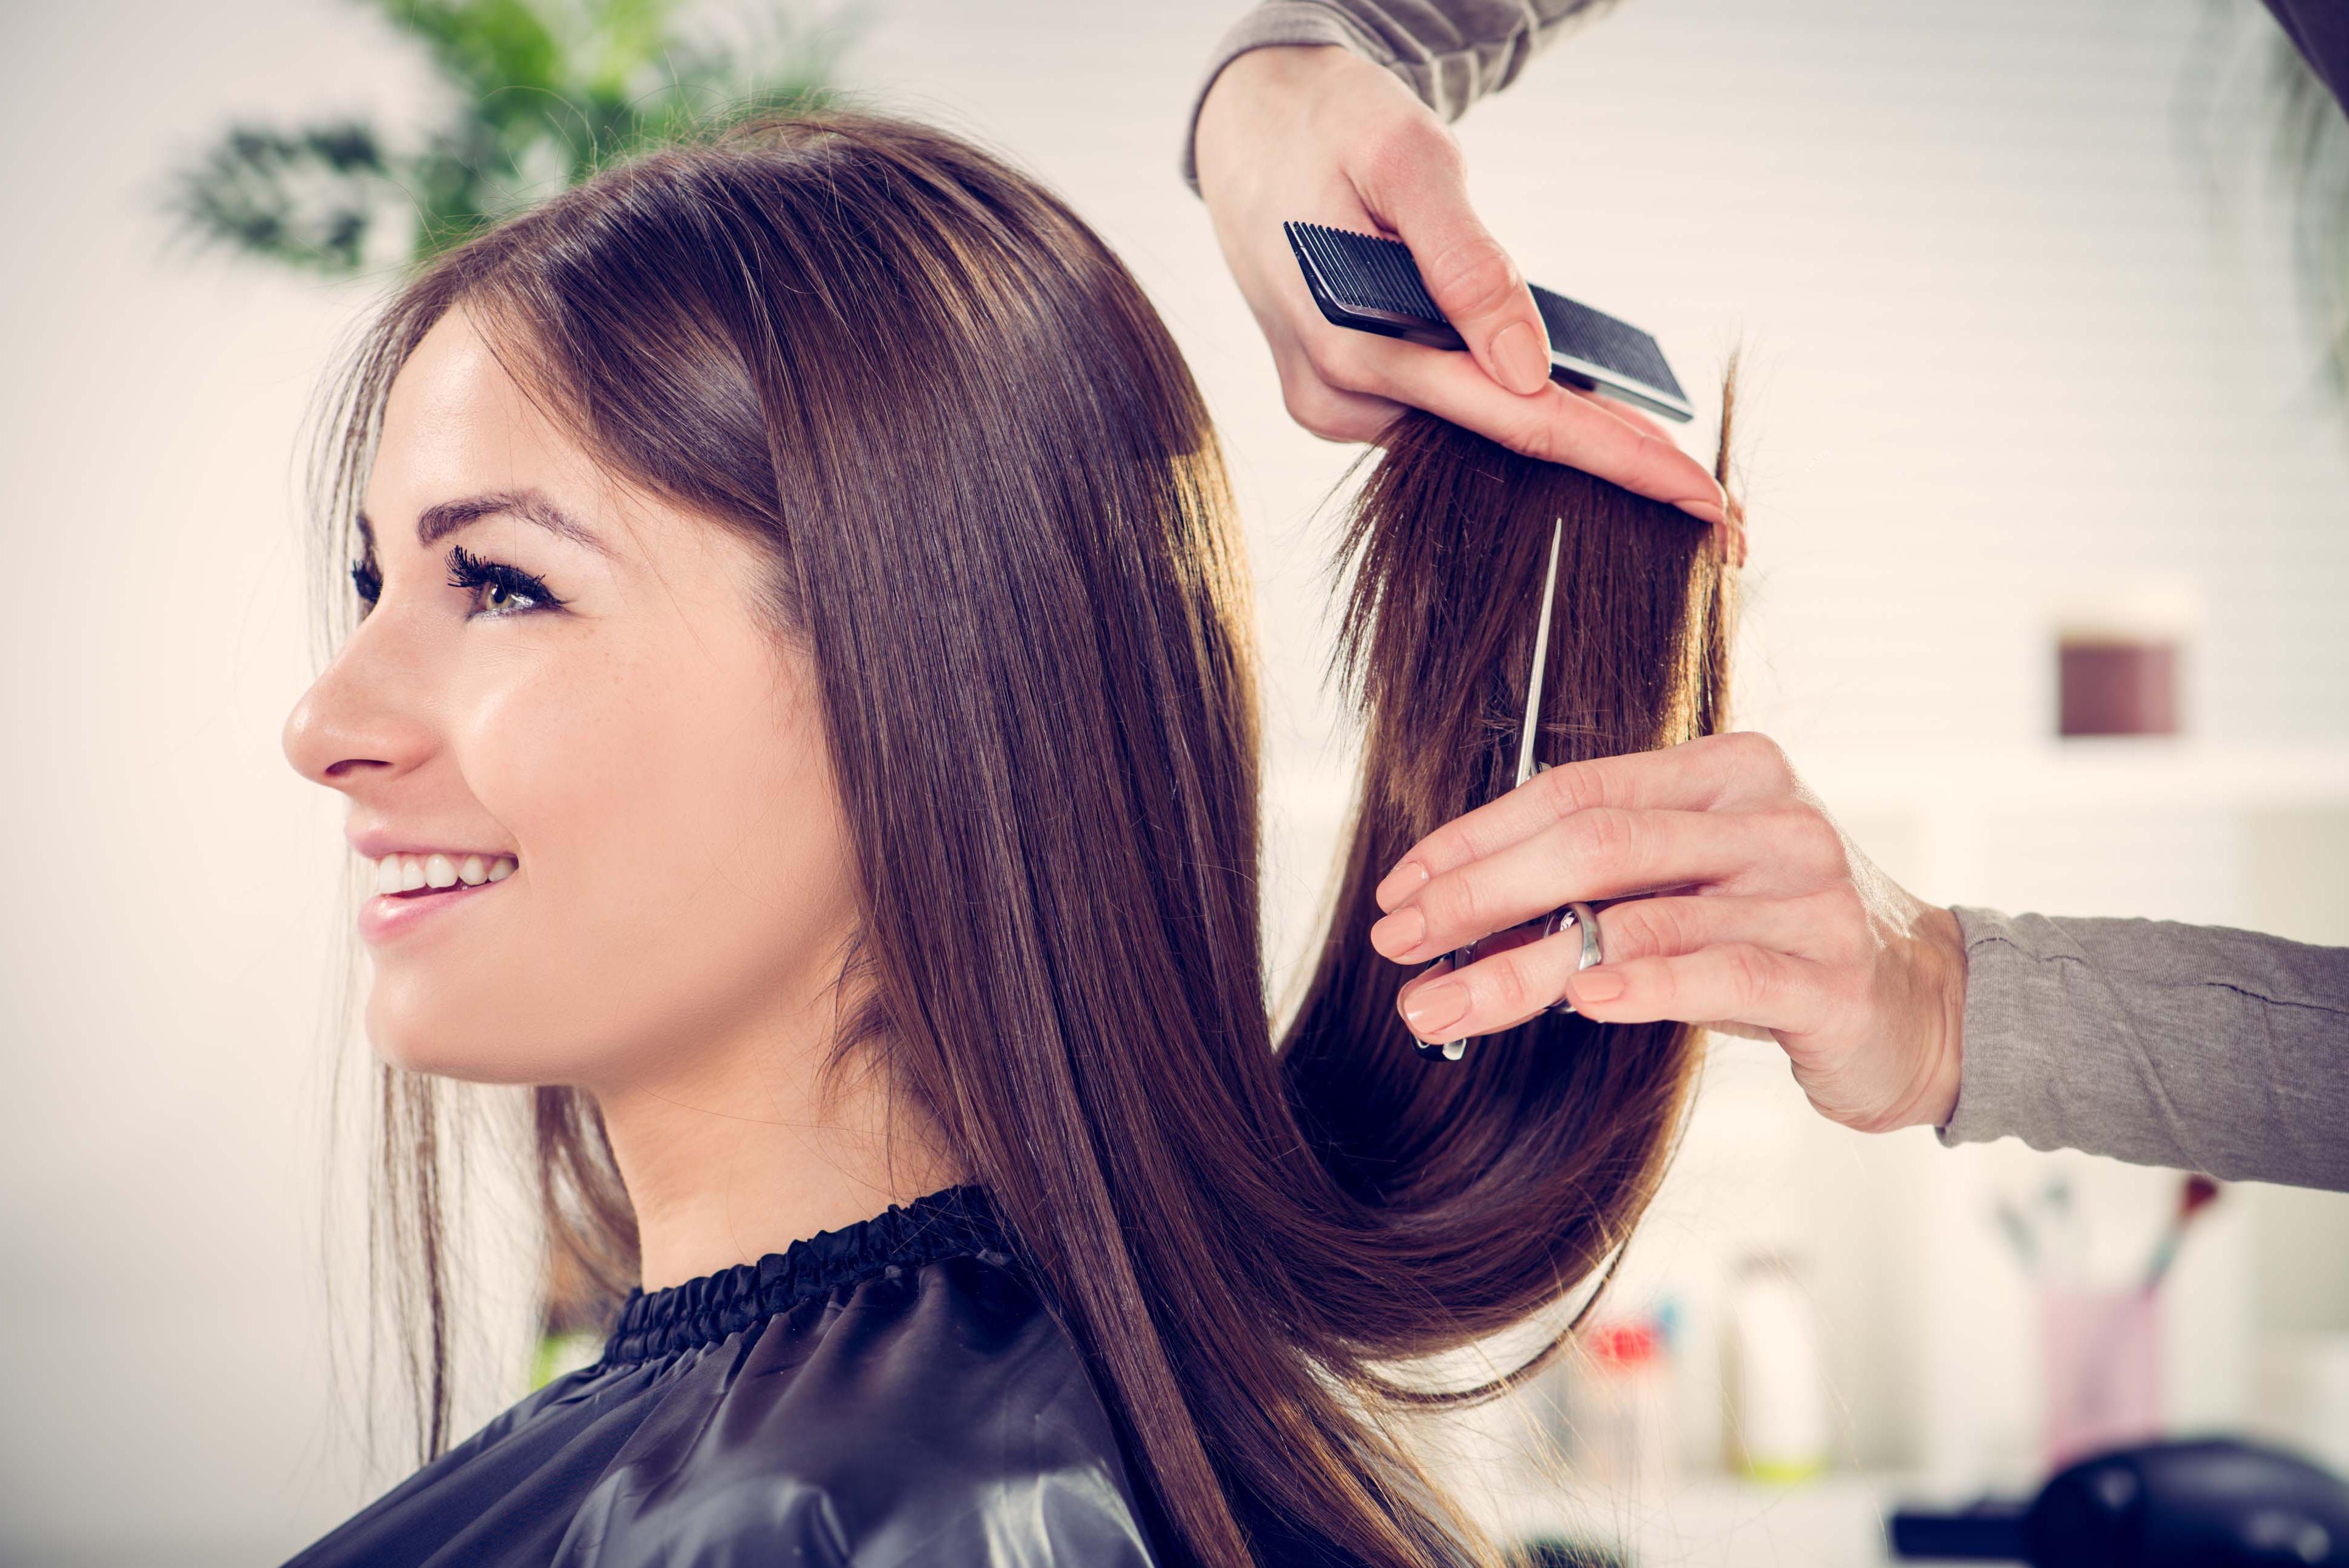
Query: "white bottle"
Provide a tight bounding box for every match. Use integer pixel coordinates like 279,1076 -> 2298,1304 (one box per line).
1724,1252 -> 1830,1482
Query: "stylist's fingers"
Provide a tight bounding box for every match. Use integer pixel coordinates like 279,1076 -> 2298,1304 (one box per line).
1317,329 -> 1726,523
1570,389 -> 1681,446
1375,732 -> 1808,912
1562,944 -> 1835,1038
1595,889 -> 1872,970
1349,117 -> 1551,396
1552,387 -> 1713,474
1370,806 -> 1834,964
1393,894 -> 1839,1044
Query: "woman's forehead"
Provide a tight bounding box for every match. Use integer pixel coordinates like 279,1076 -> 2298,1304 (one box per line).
369,311 -> 654,553
380,311 -> 572,483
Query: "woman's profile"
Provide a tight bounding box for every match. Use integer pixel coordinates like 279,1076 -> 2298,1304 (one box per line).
279,105 -> 1735,1568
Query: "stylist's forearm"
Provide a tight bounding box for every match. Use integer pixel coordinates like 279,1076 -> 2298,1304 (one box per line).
1941,909 -> 2349,1190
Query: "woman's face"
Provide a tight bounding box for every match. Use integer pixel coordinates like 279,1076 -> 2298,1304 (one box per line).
283,304 -> 862,1091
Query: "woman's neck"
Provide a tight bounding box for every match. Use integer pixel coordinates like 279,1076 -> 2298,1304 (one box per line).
591,1025 -> 962,1293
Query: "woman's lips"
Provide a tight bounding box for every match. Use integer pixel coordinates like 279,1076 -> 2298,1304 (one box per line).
358,875 -> 507,944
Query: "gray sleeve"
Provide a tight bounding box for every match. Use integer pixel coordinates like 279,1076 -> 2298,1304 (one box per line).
1937,906 -> 2349,1192
1180,0 -> 1618,193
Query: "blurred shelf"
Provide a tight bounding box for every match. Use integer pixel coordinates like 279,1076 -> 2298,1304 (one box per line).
1796,739 -> 2349,813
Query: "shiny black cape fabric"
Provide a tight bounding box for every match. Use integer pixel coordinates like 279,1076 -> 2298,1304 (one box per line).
282,1185 -> 1168,1567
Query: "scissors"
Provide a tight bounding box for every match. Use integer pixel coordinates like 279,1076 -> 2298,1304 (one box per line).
1416,517 -> 1603,1063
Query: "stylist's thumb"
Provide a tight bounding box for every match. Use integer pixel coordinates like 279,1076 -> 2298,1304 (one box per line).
1356,125 -> 1552,396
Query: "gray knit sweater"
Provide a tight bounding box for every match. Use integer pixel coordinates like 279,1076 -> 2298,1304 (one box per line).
1185,0 -> 2349,1192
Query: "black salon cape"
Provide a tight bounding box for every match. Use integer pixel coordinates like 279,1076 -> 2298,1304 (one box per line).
281,1184 -> 1168,1567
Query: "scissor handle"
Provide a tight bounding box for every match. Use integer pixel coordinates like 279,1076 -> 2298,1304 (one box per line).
1414,770 -> 1559,1063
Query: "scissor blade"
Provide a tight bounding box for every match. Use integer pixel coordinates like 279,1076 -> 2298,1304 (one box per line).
1513,518 -> 1564,789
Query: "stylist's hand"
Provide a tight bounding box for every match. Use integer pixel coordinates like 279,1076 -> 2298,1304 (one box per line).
1192,44 -> 1729,531
1365,732 -> 1969,1134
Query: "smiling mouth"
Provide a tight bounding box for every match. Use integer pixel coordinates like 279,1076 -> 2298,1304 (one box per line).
368,852 -> 519,898
358,859 -> 515,943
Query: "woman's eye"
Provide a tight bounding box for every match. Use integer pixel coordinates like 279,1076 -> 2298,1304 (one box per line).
470,578 -> 535,616
445,543 -> 561,619
344,546 -> 562,620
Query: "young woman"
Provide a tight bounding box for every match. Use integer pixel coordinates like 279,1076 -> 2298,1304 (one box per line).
279,106 -> 1733,1568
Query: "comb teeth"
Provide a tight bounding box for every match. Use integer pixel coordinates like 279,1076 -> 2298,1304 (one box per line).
1529,291 -> 1686,405
1283,220 -> 1692,421
1289,221 -> 1448,326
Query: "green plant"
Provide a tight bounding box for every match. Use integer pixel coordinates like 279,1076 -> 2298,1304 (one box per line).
162,0 -> 858,278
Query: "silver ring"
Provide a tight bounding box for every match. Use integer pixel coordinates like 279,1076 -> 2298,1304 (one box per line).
1542,901 -> 1603,1014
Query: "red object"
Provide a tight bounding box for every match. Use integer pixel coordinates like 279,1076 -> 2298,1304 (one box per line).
2181,1173 -> 2221,1221
2137,1174 -> 2224,1296
1588,1321 -> 1660,1368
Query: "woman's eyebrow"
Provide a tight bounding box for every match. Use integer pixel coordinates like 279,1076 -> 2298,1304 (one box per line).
356,488 -> 614,559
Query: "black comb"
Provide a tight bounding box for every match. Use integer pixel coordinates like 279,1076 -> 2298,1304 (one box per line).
1283,220 -> 1693,423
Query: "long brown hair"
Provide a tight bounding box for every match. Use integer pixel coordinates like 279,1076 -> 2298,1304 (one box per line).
304,104 -> 1735,1568
1279,401 -> 1735,1357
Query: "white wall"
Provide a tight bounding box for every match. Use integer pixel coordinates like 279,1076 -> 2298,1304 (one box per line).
2,0 -> 2344,1561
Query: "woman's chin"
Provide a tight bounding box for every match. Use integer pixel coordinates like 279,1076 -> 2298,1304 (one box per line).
367,1037 -> 547,1086
363,1002 -> 572,1086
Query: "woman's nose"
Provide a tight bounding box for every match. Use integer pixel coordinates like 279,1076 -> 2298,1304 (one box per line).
282,623 -> 434,794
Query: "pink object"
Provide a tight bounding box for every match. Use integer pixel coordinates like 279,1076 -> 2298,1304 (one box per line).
2058,640 -> 2179,736
2041,1287 -> 2162,1469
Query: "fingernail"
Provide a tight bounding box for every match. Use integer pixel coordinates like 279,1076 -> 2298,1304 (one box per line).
1369,904 -> 1426,960
1675,496 -> 1726,528
1374,859 -> 1429,911
1403,979 -> 1469,1035
1490,321 -> 1550,395
1572,970 -> 1625,1004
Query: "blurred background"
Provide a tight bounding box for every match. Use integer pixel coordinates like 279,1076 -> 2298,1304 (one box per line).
2,0 -> 2345,1563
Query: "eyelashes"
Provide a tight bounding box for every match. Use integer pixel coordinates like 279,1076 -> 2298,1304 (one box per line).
347,543 -> 564,620
445,543 -> 561,617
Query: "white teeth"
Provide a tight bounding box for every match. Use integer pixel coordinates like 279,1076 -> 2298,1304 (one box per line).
369,852 -> 518,893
